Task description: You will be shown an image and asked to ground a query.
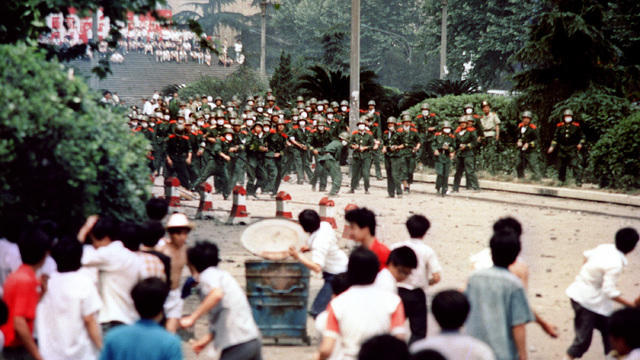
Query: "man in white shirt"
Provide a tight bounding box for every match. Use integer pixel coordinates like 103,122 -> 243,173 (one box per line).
78,216 -> 142,333
289,210 -> 348,318
565,227 -> 639,360
36,237 -> 102,360
318,247 -> 406,360
391,215 -> 442,344
374,246 -> 418,294
410,290 -> 495,360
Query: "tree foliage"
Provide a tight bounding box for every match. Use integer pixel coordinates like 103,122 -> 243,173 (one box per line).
0,44 -> 151,235
269,51 -> 297,106
178,64 -> 267,101
173,0 -> 247,37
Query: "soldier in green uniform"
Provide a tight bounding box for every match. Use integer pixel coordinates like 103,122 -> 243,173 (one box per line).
516,111 -> 541,180
155,113 -> 171,176
547,109 -> 585,186
349,116 -> 376,194
309,116 -> 332,192
432,121 -> 457,196
364,100 -> 383,180
453,115 -> 480,192
289,114 -> 313,184
381,117 -> 402,198
265,119 -> 289,196
246,121 -> 269,198
316,131 -> 349,196
414,103 -> 438,169
399,114 -> 421,192
164,121 -> 193,193
227,118 -> 247,190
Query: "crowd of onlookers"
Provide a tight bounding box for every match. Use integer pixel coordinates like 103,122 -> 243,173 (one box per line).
1,196 -> 639,360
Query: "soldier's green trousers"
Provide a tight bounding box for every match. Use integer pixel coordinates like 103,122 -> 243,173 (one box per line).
435,157 -> 452,195
373,149 -> 383,179
228,155 -> 246,189
310,155 -> 328,191
246,155 -> 267,196
453,156 -> 479,191
320,159 -> 342,195
192,159 -> 229,199
293,150 -> 313,184
350,156 -> 372,191
516,151 -> 540,180
164,156 -> 191,197
384,156 -> 402,197
266,157 -> 285,195
557,151 -> 582,185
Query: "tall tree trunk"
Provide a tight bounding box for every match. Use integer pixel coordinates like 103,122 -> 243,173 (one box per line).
440,0 -> 448,80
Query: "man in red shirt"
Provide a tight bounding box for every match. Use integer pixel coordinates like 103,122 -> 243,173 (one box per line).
1,228 -> 50,360
345,208 -> 390,270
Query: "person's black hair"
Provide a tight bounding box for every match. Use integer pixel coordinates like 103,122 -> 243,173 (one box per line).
330,272 -> 350,296
18,228 -> 51,265
406,215 -> 430,238
387,246 -> 418,269
615,227 -> 639,254
298,209 -> 321,234
432,290 -> 470,330
167,227 -> 191,235
91,216 -> 117,240
0,299 -> 8,326
358,334 -> 409,360
118,222 -> 142,251
490,231 -> 521,268
35,219 -> 59,242
347,246 -> 379,285
131,277 -> 170,319
411,350 -> 447,360
51,236 -> 83,272
345,208 -> 376,236
493,217 -> 522,237
608,307 -> 640,351
187,241 -> 220,273
146,198 -> 169,221
141,221 -> 165,248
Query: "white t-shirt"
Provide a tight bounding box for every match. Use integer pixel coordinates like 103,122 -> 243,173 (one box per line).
324,285 -> 406,359
198,267 -> 260,351
81,241 -> 142,324
36,271 -> 102,360
391,239 -> 442,294
374,268 -> 397,294
0,238 -> 56,297
566,243 -> 627,316
315,311 -> 342,360
410,331 -> 495,360
308,222 -> 348,275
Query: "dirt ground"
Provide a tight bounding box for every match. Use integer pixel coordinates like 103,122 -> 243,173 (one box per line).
155,175 -> 640,360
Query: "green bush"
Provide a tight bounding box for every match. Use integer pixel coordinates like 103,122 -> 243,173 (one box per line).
179,65 -> 267,102
589,111 -> 640,189
0,43 -> 151,235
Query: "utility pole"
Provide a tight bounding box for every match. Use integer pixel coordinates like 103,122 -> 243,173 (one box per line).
349,0 -> 360,131
90,10 -> 99,89
260,1 -> 267,77
439,0 -> 448,79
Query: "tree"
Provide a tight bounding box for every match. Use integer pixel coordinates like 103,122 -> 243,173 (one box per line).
270,51 -> 297,105
179,64 -> 267,101
173,0 -> 247,39
0,43 -> 151,235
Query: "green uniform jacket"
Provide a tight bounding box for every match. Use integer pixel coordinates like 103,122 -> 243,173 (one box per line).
289,125 -> 313,147
398,127 -> 420,157
517,123 -> 539,153
318,140 -> 343,161
381,130 -> 400,157
309,130 -> 332,152
454,127 -> 478,158
165,132 -> 191,159
349,130 -> 375,159
551,122 -> 585,153
432,132 -> 457,159
266,130 -> 288,158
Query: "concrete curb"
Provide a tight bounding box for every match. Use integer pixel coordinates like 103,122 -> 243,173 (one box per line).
340,167 -> 640,207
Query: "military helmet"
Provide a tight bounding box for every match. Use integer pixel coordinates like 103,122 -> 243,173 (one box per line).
296,96 -> 304,102
402,114 -> 412,122
266,95 -> 276,102
326,108 -> 334,114
244,105 -> 252,112
215,110 -> 225,118
253,120 -> 263,128
276,118 -> 286,125
563,109 -> 574,117
316,117 -> 327,126
442,121 -> 452,129
338,132 -> 350,141
522,110 -> 533,119
357,115 -> 368,125
246,95 -> 253,102
309,97 -> 318,104
231,119 -> 243,126
266,88 -> 273,93
214,96 -> 222,102
330,101 -> 339,108
223,128 -> 234,135
228,112 -> 238,119
386,116 -> 397,124
231,95 -> 239,102
367,100 -> 376,106
464,103 -> 473,110
481,100 -> 490,108
340,100 -> 349,106
459,115 -> 473,123
421,103 -> 430,110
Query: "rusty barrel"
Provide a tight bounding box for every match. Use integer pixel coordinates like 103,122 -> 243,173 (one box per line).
245,260 -> 311,344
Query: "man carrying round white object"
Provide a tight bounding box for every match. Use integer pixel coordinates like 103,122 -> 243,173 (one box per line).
289,210 -> 348,318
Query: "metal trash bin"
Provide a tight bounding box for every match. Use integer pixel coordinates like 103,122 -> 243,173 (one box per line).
245,260 -> 311,344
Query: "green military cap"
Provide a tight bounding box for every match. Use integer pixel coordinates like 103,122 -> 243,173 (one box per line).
464,103 -> 473,110
563,109 -> 574,117
402,114 -> 412,122
522,110 -> 533,119
340,100 -> 349,106
386,116 -> 397,124
338,132 -> 350,141
442,121 -> 452,128
296,96 -> 304,102
368,100 -> 376,106
421,103 -> 430,110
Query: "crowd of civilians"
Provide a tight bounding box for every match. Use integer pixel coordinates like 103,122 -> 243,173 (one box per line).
0,198 -> 639,360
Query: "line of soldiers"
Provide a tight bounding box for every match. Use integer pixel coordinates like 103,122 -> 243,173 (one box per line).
127,91 -> 587,211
